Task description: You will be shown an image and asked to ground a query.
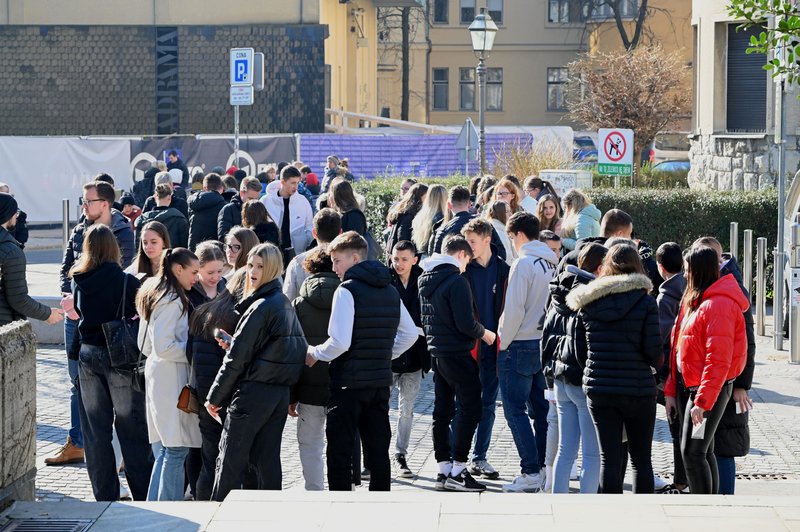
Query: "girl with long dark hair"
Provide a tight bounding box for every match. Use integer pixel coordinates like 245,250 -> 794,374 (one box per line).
127,221 -> 170,279
328,178 -> 367,235
136,248 -> 201,501
386,182 -> 428,261
71,224 -> 153,501
242,199 -> 280,247
664,245 -> 748,494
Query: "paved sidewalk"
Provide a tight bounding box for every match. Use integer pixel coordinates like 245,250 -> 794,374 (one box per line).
34,329 -> 800,501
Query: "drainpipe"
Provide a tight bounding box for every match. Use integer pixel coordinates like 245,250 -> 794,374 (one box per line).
425,3 -> 432,125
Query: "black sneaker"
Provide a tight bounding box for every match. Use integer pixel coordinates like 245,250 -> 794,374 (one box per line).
435,473 -> 448,491
445,470 -> 486,492
395,454 -> 413,478
361,468 -> 370,481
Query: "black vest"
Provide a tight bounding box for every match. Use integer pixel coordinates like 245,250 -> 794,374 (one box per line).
329,264 -> 401,389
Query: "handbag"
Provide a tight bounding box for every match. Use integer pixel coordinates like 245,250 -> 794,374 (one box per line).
177,360 -> 201,415
131,321 -> 148,394
102,276 -> 140,369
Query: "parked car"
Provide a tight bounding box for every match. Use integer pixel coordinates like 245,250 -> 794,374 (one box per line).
651,159 -> 690,176
647,132 -> 690,164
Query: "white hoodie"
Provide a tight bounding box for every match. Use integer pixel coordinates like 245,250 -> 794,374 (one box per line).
420,253 -> 461,272
498,239 -> 558,350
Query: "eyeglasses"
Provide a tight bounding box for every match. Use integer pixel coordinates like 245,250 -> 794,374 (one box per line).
495,191 -> 512,198
82,198 -> 105,205
225,244 -> 241,252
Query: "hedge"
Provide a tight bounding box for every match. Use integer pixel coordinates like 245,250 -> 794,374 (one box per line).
354,177 -> 778,257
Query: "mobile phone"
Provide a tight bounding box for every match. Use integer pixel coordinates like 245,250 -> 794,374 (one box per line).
213,328 -> 232,344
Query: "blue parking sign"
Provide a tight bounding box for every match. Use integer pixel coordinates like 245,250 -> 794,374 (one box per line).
230,48 -> 254,86
234,59 -> 248,82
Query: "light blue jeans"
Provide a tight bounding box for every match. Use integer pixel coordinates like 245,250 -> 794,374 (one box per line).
553,380 -> 600,493
147,441 -> 190,501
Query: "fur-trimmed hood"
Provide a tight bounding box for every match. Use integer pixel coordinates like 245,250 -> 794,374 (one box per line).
567,273 -> 653,321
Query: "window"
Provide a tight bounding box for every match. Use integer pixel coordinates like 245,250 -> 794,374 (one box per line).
548,0 -> 588,24
726,24 -> 767,132
488,0 -> 503,24
486,68 -> 503,111
589,0 -> 638,20
433,0 -> 448,24
547,67 -> 568,112
460,0 -> 475,24
432,68 -> 449,110
460,68 -> 475,110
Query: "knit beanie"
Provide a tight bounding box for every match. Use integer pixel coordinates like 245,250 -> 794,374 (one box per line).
0,193 -> 18,225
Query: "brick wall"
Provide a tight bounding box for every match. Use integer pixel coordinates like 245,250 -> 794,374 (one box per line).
0,24 -> 325,135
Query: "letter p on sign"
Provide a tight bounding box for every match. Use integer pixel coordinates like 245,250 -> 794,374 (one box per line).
235,60 -> 248,82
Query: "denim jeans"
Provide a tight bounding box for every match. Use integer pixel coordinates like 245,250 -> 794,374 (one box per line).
65,317 -> 83,448
545,401 -> 558,468
77,344 -> 153,501
497,340 -> 549,475
716,455 -> 736,495
297,403 -> 327,491
553,379 -> 600,493
392,371 -> 422,456
472,344 -> 499,462
148,441 -> 190,501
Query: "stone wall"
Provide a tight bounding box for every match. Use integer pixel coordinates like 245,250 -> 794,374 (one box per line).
0,321 -> 37,508
0,24 -> 326,136
689,134 -> 800,190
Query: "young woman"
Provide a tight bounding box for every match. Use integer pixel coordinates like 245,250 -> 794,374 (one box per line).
289,246 -> 340,490
71,224 -> 153,501
664,245 -> 748,494
206,243 -> 307,501
223,226 -> 259,280
386,183 -> 428,262
136,248 -> 202,501
189,269 -> 248,500
566,244 -> 662,493
536,194 -> 563,236
493,176 -> 524,213
560,189 -> 601,251
484,200 -> 516,263
126,221 -> 170,279
190,242 -> 227,307
241,199 -> 280,247
328,178 -> 367,235
412,184 -> 448,258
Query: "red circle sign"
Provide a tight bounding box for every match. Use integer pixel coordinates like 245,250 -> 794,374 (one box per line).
604,131 -> 627,162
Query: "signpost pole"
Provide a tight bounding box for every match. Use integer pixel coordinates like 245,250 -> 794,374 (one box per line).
234,105 -> 240,167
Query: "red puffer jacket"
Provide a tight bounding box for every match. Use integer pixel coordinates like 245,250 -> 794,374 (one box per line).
664,274 -> 749,411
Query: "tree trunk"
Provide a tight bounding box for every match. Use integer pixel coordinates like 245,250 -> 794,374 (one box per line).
401,7 -> 411,121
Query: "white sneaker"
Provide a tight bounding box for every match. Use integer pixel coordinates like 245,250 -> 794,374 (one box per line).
570,462 -> 580,481
502,473 -> 543,493
653,474 -> 669,490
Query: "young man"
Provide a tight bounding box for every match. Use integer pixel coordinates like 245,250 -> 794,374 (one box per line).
654,241 -> 689,494
48,180 -> 135,466
539,230 -> 562,258
135,184 -> 189,248
187,173 -> 226,250
142,171 -> 189,220
217,176 -> 263,241
283,208 -> 342,301
0,183 -> 28,248
461,218 -> 509,480
305,231 -> 417,491
418,235 -> 497,492
431,186 -> 507,262
388,240 -> 429,478
498,211 -> 558,492
262,165 -> 314,266
166,149 -> 190,188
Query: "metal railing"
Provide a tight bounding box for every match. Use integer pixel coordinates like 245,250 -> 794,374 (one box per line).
324,108 -> 452,135
62,199 -> 70,251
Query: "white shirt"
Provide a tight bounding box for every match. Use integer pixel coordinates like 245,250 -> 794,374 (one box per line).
311,287 -> 419,362
520,195 -> 538,214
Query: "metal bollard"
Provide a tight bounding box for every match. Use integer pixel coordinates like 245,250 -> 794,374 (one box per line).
756,237 -> 767,336
791,224 -> 800,364
743,229 -> 753,302
62,199 -> 70,251
730,222 -> 739,260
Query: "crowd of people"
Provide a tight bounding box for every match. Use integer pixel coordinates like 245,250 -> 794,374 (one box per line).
0,157 -> 755,501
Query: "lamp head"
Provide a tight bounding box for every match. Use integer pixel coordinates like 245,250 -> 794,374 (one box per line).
469,8 -> 498,57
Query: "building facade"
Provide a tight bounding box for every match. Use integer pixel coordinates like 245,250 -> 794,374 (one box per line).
689,0 -> 799,190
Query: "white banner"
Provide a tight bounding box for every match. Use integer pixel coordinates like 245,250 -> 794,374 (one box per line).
0,137 -> 131,222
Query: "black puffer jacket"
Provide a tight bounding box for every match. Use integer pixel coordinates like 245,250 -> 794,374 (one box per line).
135,206 -> 189,249
341,209 -> 367,236
715,254 -> 755,457
541,265 -> 594,387
391,265 -> 430,374
557,236 -> 663,295
567,273 -> 662,397
419,256 -> 485,358
385,210 -> 417,261
0,228 -> 50,324
292,272 -> 340,405
217,194 -> 243,241
251,222 -> 281,247
143,194 -> 189,220
207,279 -> 308,407
188,191 -> 226,251
431,211 -> 507,262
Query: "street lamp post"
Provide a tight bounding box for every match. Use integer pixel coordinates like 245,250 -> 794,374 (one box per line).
469,8 -> 498,176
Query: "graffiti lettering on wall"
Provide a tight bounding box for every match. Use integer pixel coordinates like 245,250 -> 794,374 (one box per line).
155,27 -> 180,135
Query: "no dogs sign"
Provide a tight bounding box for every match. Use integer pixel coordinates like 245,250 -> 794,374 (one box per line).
598,128 -> 634,176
